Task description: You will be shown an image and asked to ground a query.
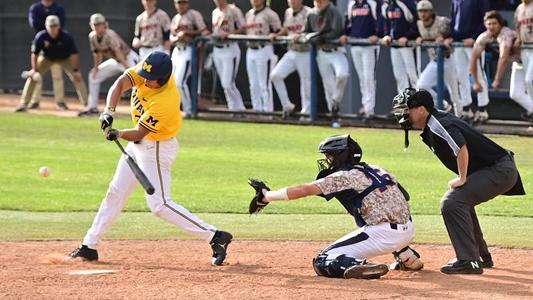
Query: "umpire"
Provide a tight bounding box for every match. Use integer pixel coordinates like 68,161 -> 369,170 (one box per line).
392,88 -> 525,275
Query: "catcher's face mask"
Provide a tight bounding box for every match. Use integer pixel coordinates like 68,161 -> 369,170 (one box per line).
392,88 -> 417,150
317,153 -> 334,172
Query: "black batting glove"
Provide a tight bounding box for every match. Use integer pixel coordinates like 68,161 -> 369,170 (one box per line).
99,113 -> 114,130
104,127 -> 120,141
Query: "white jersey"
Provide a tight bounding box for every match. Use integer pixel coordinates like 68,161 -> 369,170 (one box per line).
416,16 -> 452,60
515,2 -> 533,43
170,9 -> 207,46
284,6 -> 312,51
134,9 -> 171,47
212,4 -> 245,35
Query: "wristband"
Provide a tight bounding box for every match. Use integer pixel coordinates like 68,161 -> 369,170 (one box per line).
264,188 -> 289,202
104,106 -> 115,115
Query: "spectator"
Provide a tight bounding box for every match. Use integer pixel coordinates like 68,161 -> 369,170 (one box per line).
80,13 -> 140,117
170,0 -> 209,118
450,0 -> 491,121
27,0 -> 66,110
298,0 -> 349,122
470,10 -> 511,122
244,0 -> 282,113
381,0 -> 419,94
132,0 -> 172,59
415,0 -> 461,116
340,0 -> 383,120
514,0 -> 533,122
15,15 -> 88,112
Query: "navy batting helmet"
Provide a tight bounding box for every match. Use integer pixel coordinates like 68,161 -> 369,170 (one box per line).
317,134 -> 362,171
137,51 -> 173,86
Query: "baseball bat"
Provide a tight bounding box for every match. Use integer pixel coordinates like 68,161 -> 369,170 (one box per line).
114,140 -> 155,195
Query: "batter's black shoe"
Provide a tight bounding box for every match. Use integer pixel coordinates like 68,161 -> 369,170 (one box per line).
210,230 -> 232,266
69,245 -> 98,261
440,260 -> 483,275
344,263 -> 389,279
481,254 -> 494,268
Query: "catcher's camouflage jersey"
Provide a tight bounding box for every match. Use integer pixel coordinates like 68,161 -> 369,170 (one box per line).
134,9 -> 171,47
417,16 -> 452,60
314,164 -> 410,226
515,1 -> 533,43
170,9 -> 206,46
212,4 -> 245,36
89,29 -> 131,60
284,6 -> 312,51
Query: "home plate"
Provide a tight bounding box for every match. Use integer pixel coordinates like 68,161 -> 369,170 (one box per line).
68,269 -> 117,275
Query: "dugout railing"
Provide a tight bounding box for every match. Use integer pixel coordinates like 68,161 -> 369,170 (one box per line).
189,35 -> 532,123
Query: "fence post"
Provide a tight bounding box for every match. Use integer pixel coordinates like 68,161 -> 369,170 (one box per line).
310,44 -> 318,122
436,44 -> 445,110
190,40 -> 199,116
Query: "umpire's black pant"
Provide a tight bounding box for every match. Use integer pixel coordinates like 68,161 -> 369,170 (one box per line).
440,154 -> 518,261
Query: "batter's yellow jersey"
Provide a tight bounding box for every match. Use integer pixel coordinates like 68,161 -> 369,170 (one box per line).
125,63 -> 182,141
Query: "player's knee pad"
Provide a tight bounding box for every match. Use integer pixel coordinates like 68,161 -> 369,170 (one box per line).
312,254 -> 363,278
392,246 -> 424,271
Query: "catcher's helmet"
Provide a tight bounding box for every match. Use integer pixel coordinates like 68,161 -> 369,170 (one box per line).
137,51 -> 173,86
317,134 -> 362,171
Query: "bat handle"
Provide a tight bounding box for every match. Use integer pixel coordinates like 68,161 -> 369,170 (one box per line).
114,139 -> 127,155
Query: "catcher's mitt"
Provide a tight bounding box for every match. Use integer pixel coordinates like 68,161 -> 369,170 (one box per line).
248,178 -> 270,214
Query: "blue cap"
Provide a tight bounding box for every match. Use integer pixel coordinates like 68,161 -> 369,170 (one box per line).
137,51 -> 173,83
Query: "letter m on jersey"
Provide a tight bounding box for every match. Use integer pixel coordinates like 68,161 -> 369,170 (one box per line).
146,116 -> 159,127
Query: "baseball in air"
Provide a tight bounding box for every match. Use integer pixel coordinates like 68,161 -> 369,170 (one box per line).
39,166 -> 51,177
331,121 -> 341,128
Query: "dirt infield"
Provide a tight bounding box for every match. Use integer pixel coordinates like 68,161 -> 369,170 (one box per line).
1,241 -> 532,299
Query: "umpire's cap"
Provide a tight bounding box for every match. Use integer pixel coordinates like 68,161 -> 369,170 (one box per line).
137,51 -> 173,85
407,89 -> 434,111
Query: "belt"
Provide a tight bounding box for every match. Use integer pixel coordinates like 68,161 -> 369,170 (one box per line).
214,44 -> 231,48
389,216 -> 412,230
175,46 -> 188,51
249,45 -> 265,50
320,48 -> 338,53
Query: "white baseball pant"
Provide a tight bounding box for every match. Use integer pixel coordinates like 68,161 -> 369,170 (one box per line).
171,46 -> 193,114
417,58 -> 462,116
212,43 -> 246,111
82,137 -> 217,249
270,50 -> 311,113
452,47 -> 490,108
510,61 -> 533,114
390,47 -> 419,93
87,51 -> 140,110
321,220 -> 415,261
316,49 -> 350,112
520,49 -> 533,110
350,45 -> 379,116
139,45 -> 165,60
246,45 -> 277,112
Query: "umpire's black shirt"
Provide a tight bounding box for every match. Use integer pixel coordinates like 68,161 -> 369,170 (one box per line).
420,110 -> 508,176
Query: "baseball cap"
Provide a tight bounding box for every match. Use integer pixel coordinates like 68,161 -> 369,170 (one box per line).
417,0 -> 433,11
137,51 -> 173,82
90,13 -> 106,25
45,15 -> 60,27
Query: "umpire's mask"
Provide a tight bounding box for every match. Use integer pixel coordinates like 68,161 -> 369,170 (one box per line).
317,134 -> 362,171
392,88 -> 417,150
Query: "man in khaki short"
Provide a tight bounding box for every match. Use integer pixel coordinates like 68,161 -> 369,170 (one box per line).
16,15 -> 87,112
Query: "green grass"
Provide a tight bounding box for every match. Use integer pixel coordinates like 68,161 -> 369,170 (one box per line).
1,210 -> 532,248
0,113 -> 532,217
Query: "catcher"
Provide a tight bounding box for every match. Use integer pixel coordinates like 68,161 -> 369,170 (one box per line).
248,134 -> 423,279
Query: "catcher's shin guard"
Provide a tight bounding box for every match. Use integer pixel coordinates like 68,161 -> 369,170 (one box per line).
390,246 -> 424,271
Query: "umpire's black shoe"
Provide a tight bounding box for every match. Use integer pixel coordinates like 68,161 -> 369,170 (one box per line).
69,245 -> 99,261
481,254 -> 494,268
440,260 -> 483,275
210,230 -> 232,266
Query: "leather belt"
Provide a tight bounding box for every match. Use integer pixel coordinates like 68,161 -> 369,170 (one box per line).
320,48 -> 338,53
249,45 -> 265,50
214,44 -> 230,48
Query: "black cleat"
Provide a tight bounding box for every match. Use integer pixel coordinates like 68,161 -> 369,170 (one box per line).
440,259 -> 483,275
344,263 -> 389,279
78,107 -> 99,117
29,102 -> 40,109
56,102 -> 69,111
210,230 -> 232,266
69,245 -> 98,261
521,112 -> 533,123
